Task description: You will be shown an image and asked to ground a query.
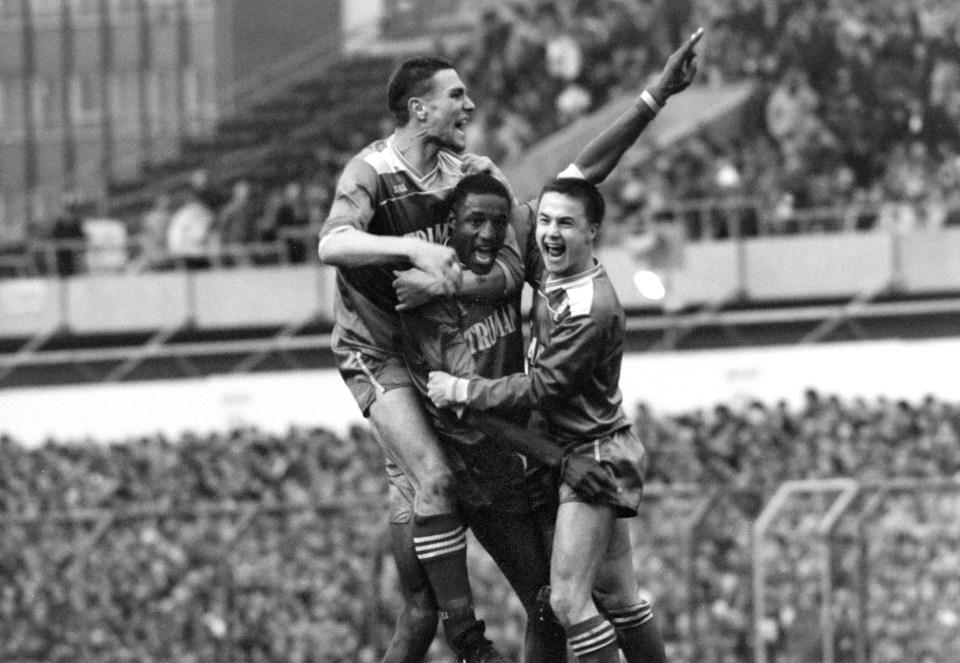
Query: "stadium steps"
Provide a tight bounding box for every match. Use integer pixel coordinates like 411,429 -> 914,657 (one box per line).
106,54 -> 396,216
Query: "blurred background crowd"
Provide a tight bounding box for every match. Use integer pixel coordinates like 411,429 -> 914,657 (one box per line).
6,0 -> 960,277
2,390 -> 958,662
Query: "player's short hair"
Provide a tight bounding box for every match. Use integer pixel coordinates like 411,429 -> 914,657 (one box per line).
448,174 -> 512,216
387,55 -> 456,125
539,177 -> 605,226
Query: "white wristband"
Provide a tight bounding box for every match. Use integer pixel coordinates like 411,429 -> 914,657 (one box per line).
638,89 -> 663,115
453,378 -> 470,404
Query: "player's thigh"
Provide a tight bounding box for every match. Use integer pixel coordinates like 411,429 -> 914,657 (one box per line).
369,386 -> 450,488
551,501 -> 616,595
469,509 -> 552,611
591,519 -> 639,607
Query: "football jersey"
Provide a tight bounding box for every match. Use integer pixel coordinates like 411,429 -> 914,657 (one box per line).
400,288 -> 526,446
320,136 -> 466,356
463,261 -> 632,449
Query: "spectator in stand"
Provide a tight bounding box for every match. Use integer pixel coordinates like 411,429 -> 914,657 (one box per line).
273,181 -> 311,264
217,179 -> 260,265
132,194 -> 172,272
166,184 -> 216,270
49,193 -> 87,277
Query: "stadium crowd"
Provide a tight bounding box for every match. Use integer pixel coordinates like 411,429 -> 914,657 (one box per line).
1,389 -> 958,661
6,0 -> 960,278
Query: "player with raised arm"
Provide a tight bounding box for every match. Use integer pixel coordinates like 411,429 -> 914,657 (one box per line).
318,56 -> 520,662
427,177 -> 675,663
397,30 -> 702,663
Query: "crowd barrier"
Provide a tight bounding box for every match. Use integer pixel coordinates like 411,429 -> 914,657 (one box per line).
3,225 -> 960,338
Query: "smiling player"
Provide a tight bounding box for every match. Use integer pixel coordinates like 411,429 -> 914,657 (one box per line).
428,178 -> 669,663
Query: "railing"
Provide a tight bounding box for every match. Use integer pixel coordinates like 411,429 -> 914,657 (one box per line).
613,196 -> 887,242
0,226 -> 321,279
0,195 -> 922,281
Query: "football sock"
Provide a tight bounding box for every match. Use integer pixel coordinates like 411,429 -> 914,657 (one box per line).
604,599 -> 667,663
412,512 -> 475,638
568,615 -> 620,663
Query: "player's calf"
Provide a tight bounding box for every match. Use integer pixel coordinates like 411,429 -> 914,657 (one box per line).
381,590 -> 439,663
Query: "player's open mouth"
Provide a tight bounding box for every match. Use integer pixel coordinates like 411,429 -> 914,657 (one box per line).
543,242 -> 565,259
454,119 -> 468,134
472,246 -> 494,265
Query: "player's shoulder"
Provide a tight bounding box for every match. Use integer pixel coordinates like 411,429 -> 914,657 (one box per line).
352,138 -> 395,172
547,263 -> 619,319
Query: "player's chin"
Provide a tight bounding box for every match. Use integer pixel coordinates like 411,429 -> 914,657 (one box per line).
542,253 -> 570,276
468,258 -> 496,275
469,246 -> 497,272
446,130 -> 467,152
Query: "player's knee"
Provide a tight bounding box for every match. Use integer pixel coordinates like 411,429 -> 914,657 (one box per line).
592,586 -> 633,614
591,575 -> 638,612
417,469 -> 456,512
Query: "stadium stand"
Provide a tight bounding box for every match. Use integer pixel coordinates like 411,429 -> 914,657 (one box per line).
1,391 -> 959,662
2,0 -> 959,275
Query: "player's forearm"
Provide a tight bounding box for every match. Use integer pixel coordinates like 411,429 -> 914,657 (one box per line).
575,26 -> 704,184
573,89 -> 663,185
318,229 -> 421,268
460,264 -> 509,299
465,373 -> 536,411
463,411 -> 563,470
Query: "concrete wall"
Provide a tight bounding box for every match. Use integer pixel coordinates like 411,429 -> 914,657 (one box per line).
4,229 -> 960,338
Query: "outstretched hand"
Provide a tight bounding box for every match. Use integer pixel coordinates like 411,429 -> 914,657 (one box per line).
560,455 -> 621,501
648,27 -> 704,103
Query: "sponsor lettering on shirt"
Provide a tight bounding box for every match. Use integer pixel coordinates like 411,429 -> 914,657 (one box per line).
404,222 -> 450,245
464,302 -> 519,354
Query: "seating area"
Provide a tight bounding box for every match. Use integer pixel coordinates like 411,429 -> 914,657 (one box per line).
3,0 -> 959,280
1,391 -> 958,662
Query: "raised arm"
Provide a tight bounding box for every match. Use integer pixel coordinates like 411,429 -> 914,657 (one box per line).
575,27 -> 703,185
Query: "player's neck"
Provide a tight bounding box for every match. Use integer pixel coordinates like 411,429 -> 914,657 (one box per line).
392,127 -> 441,177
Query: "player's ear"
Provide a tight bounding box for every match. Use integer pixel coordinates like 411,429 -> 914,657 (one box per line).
410,97 -> 427,122
588,223 -> 600,241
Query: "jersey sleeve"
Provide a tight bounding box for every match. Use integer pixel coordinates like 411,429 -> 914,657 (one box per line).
464,311 -> 603,411
509,203 -> 543,290
494,222 -> 524,295
319,157 -> 378,241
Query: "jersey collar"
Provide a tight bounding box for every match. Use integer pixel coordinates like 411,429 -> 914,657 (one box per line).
544,260 -> 602,292
388,134 -> 440,182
